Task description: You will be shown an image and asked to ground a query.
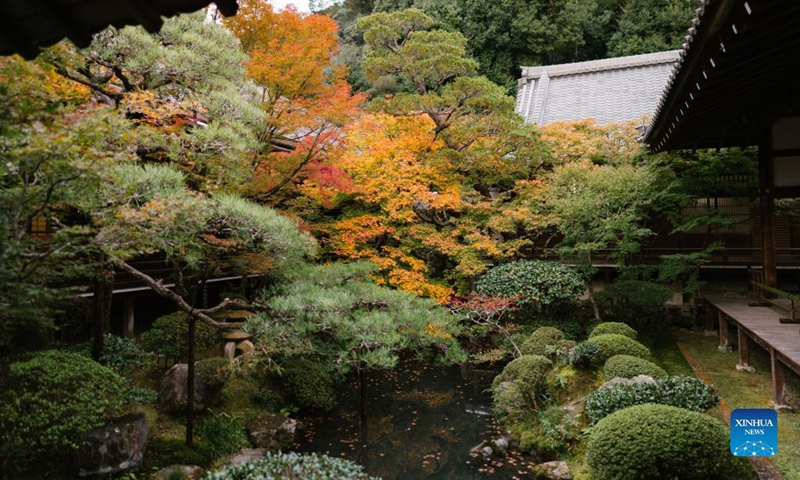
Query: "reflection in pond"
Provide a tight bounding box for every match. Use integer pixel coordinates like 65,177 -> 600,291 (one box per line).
296,359 -> 536,479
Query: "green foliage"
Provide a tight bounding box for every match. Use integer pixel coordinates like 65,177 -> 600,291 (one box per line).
491,354 -> 553,416
140,437 -> 215,470
202,451 -> 379,480
195,357 -> 231,408
520,326 -> 565,356
608,0 -> 696,57
596,281 -> 672,330
141,312 -> 218,361
585,375 -> 719,424
603,355 -> 667,380
0,351 -> 125,461
59,334 -> 146,374
587,404 -> 754,479
511,405 -> 580,455
589,322 -> 637,340
282,358 -> 337,411
590,333 -> 651,362
571,340 -> 601,367
476,260 -> 584,306
200,413 -> 249,458
247,262 -> 466,374
122,386 -> 159,405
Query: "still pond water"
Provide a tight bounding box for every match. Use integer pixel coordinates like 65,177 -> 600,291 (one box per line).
296,359 -> 537,479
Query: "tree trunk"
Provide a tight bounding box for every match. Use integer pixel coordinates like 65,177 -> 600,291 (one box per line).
186,315 -> 196,447
358,365 -> 368,469
587,278 -> 602,322
91,261 -> 114,361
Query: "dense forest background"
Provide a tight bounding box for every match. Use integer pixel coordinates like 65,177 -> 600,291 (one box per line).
313,0 -> 696,92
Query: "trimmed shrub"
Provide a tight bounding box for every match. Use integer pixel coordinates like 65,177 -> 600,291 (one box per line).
590,333 -> 650,362
195,357 -> 231,407
589,322 -> 636,340
0,351 -> 125,461
520,327 -> 565,356
283,358 -> 337,410
57,334 -> 146,374
491,355 -> 554,415
476,260 -> 584,306
202,451 -> 378,479
603,355 -> 667,380
585,375 -> 719,424
587,404 -> 754,479
141,312 -> 218,361
123,385 -> 159,405
571,340 -> 601,367
596,280 -> 672,330
200,413 -> 249,458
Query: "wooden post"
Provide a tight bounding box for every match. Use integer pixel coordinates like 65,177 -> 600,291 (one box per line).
719,311 -> 731,349
123,296 -> 135,338
736,328 -> 755,372
705,303 -> 715,332
759,135 -> 777,288
770,347 -> 788,407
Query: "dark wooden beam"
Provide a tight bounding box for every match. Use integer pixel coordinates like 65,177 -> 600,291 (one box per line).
771,346 -> 789,406
719,311 -> 731,349
759,133 -> 778,287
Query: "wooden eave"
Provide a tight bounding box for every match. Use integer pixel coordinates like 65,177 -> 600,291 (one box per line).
646,0 -> 800,152
0,0 -> 239,60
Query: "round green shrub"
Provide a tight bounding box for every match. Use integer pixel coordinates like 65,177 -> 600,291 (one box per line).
587,404 -> 754,479
520,327 -> 565,356
585,375 -> 720,424
590,333 -> 650,362
0,351 -> 125,460
604,355 -> 666,380
571,340 -> 601,367
596,281 -> 672,331
195,357 -> 231,406
491,354 -> 553,416
476,260 -> 584,305
141,312 -> 218,360
202,451 -> 378,479
589,322 -> 637,340
283,358 -> 337,410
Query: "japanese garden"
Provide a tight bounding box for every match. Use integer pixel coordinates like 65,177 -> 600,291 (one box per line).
2,0 -> 800,479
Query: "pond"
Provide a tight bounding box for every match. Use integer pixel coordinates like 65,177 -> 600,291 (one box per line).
296,358 -> 537,479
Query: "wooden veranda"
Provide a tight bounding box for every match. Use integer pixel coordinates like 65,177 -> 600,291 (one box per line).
705,292 -> 800,407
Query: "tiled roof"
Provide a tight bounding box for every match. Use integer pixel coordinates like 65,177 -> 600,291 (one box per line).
515,51 -> 680,126
0,0 -> 238,59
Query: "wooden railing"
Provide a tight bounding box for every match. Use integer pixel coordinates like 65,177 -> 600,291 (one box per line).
749,274 -> 800,323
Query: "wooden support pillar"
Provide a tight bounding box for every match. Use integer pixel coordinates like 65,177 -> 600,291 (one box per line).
736,327 -> 755,372
719,311 -> 731,349
770,347 -> 788,407
705,303 -> 715,332
759,136 -> 777,288
123,296 -> 135,338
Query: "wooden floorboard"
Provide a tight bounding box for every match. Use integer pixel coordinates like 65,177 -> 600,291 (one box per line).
706,295 -> 800,373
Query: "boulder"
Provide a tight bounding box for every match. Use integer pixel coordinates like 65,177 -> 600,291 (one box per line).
153,465 -> 202,480
159,364 -> 202,412
246,414 -> 298,450
492,436 -> 509,454
532,460 -> 572,480
229,448 -> 267,466
75,413 -> 147,477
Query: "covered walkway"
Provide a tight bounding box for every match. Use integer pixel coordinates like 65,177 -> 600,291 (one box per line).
705,295 -> 800,407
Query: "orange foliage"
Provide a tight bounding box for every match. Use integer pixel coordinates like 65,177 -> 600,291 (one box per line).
226,2 -> 365,199
540,119 -> 641,165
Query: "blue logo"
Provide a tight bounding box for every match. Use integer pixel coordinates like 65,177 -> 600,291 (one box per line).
730,408 -> 777,457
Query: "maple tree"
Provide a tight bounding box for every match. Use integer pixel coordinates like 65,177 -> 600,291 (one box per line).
225,2 -> 365,203
314,9 -> 548,302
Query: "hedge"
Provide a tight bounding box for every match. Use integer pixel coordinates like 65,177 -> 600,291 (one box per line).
590,333 -> 650,362
603,355 -> 666,380
589,322 -> 637,340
